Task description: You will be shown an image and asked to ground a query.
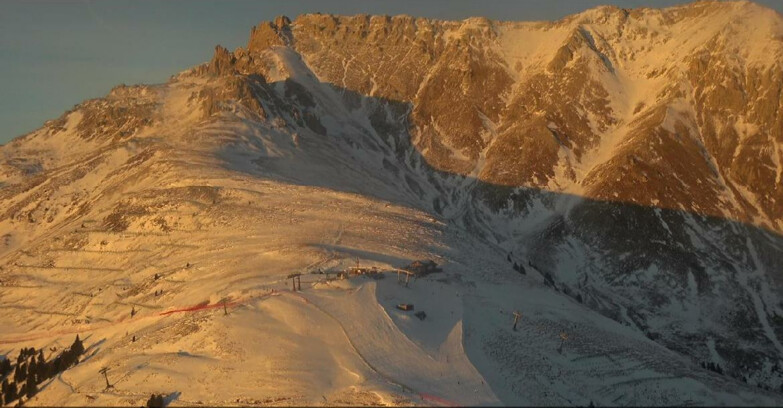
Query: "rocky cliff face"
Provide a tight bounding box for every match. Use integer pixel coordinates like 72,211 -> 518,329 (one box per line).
2,0 -> 783,399
197,1 -> 783,387
229,2 -> 783,230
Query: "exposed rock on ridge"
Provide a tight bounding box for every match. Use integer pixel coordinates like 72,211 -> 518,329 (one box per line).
2,0 -> 783,400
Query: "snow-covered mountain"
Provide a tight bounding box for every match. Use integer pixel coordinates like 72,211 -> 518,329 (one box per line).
1,1 -> 783,405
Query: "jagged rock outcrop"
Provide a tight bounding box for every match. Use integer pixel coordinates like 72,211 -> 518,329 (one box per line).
200,2 -> 782,233
186,2 -> 783,387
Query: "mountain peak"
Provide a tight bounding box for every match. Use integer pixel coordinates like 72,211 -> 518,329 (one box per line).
3,3 -> 783,405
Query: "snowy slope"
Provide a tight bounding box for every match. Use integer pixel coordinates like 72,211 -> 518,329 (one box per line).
2,1 -> 783,406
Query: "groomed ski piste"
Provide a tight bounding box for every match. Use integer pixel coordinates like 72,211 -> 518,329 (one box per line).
2,28 -> 783,406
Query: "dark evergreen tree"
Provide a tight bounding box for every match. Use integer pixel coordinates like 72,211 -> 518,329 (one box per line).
66,348 -> 76,367
72,335 -> 85,357
146,393 -> 165,408
60,349 -> 72,370
25,376 -> 37,399
0,358 -> 11,378
53,356 -> 62,375
26,359 -> 37,386
36,351 -> 46,382
14,363 -> 25,383
7,381 -> 17,403
43,360 -> 53,382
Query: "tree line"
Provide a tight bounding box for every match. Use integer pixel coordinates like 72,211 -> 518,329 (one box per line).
0,335 -> 85,406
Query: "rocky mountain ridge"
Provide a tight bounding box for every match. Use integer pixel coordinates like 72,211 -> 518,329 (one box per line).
223,1 -> 783,230
2,0 -> 783,403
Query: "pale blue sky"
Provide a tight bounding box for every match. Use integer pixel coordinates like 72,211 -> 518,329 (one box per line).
1,0 -> 781,144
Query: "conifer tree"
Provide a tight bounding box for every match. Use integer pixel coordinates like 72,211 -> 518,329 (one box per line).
25,375 -> 37,399
0,358 -> 11,377
36,351 -> 46,382
60,348 -> 73,369
14,363 -> 25,383
72,335 -> 85,357
146,393 -> 166,408
26,359 -> 37,386
7,381 -> 17,403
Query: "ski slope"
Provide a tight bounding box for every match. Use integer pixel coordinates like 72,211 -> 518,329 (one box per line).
2,7 -> 783,404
